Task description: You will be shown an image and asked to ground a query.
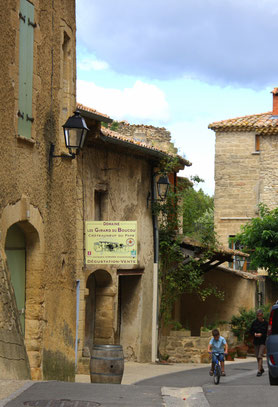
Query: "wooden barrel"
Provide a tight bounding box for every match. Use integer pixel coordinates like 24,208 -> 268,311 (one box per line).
90,344 -> 124,384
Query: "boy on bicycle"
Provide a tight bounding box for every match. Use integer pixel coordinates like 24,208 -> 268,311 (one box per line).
208,328 -> 228,376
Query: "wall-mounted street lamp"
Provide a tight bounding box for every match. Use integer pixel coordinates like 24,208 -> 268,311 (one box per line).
49,111 -> 89,168
149,172 -> 170,362
147,174 -> 170,208
235,256 -> 246,270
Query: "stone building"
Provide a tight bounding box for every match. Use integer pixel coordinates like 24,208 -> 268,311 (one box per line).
1,0 -> 189,381
1,0 -> 78,380
209,88 -> 278,306
159,90 -> 278,363
74,104 -> 189,373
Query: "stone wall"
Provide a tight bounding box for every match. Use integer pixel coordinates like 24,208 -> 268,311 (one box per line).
108,122 -> 178,155
214,131 -> 261,247
160,328 -> 237,363
76,125 -> 156,372
214,130 -> 278,249
0,0 -> 77,380
170,267 -> 258,337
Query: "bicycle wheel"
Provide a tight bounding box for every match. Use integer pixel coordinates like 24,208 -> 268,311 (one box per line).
213,363 -> 221,384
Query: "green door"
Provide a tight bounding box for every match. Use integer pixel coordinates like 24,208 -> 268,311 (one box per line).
5,224 -> 26,334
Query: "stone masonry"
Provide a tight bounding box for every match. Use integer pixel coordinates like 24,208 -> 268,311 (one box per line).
107,121 -> 178,155
160,328 -> 237,364
210,91 -> 278,250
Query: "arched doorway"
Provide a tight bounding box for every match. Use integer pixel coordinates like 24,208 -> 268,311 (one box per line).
1,199 -> 45,380
5,223 -> 26,333
84,269 -> 114,355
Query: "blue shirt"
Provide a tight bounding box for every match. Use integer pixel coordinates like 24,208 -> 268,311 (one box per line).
209,335 -> 226,354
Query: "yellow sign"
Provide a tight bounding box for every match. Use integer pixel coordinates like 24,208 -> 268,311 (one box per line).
85,221 -> 137,265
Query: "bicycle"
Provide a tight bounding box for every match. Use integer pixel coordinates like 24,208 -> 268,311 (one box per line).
209,352 -> 223,384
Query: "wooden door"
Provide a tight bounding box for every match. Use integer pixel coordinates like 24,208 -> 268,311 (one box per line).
5,224 -> 26,334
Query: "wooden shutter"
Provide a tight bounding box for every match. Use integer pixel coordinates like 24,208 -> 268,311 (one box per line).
18,0 -> 34,139
255,135 -> 260,151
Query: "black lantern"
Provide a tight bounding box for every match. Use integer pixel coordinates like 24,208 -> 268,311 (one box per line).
62,111 -> 89,156
157,175 -> 170,200
49,111 -> 89,169
147,174 -> 170,207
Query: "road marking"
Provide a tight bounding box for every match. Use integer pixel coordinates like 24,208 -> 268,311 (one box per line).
162,387 -> 210,406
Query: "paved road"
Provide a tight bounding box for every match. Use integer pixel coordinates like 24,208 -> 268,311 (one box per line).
4,382 -> 164,407
137,361 -> 274,406
136,360 -> 268,387
3,361 -> 274,407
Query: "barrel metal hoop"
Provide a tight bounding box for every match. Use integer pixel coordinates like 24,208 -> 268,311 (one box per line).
91,355 -> 123,361
90,372 -> 122,377
93,345 -> 122,350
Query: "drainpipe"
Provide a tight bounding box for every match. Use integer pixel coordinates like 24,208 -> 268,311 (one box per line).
75,279 -> 80,370
151,168 -> 159,363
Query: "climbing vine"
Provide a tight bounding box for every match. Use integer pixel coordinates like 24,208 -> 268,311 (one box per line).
155,159 -> 223,328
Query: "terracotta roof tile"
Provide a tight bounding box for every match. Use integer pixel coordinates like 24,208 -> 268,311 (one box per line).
76,103 -> 112,120
101,127 -> 190,167
209,112 -> 278,134
76,102 -> 191,167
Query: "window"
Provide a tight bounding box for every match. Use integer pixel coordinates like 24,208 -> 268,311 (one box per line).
255,134 -> 260,152
18,0 -> 35,139
61,32 -> 72,125
59,27 -> 74,150
94,190 -> 108,220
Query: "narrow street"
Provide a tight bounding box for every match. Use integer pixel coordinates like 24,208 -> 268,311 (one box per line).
2,360 -> 276,407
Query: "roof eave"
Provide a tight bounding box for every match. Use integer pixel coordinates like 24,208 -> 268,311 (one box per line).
77,107 -> 113,124
99,131 -> 170,161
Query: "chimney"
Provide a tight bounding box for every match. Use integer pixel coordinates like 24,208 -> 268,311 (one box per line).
272,88 -> 278,116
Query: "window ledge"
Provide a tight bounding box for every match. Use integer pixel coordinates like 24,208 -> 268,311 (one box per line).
220,217 -> 252,220
16,135 -> 35,145
251,151 -> 260,155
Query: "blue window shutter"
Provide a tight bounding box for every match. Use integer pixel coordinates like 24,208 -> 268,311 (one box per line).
18,0 -> 34,139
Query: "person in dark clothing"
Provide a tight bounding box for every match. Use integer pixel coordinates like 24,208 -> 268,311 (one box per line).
250,309 -> 268,376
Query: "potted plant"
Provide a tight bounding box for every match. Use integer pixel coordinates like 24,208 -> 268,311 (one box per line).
236,343 -> 248,358
170,320 -> 191,337
226,348 -> 236,361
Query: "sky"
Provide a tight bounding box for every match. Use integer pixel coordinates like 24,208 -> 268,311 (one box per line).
76,0 -> 278,196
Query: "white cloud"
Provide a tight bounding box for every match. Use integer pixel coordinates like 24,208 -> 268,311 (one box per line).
169,120 -> 215,196
77,0 -> 278,88
77,79 -> 170,122
77,58 -> 109,71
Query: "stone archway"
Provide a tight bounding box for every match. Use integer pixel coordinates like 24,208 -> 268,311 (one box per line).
1,196 -> 45,380
5,224 -> 26,334
84,269 -> 114,355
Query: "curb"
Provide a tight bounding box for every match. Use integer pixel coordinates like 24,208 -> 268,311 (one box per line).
0,382 -> 34,407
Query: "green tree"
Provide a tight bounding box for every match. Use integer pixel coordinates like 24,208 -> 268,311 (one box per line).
153,165 -> 222,327
194,208 -> 216,245
182,178 -> 214,239
234,203 -> 278,281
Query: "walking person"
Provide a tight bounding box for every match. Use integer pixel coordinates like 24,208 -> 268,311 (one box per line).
250,309 -> 268,376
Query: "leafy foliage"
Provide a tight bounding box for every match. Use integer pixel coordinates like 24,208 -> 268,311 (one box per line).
230,304 -> 271,341
194,208 -> 216,245
155,162 -> 223,326
234,204 -> 278,281
182,179 -> 214,239
159,236 -> 224,325
110,121 -> 119,131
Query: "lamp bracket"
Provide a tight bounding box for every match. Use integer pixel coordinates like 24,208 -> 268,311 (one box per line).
147,192 -> 164,208
49,143 -> 75,170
